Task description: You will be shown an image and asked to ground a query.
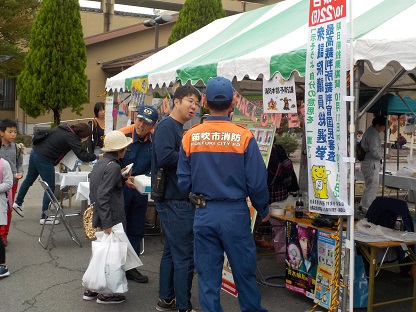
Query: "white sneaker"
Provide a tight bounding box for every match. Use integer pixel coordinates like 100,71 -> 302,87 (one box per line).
12,203 -> 24,217
39,218 -> 60,225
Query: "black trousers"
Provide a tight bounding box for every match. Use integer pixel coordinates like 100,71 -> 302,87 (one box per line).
0,238 -> 5,263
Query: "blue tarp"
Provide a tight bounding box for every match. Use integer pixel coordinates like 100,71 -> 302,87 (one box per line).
363,94 -> 416,115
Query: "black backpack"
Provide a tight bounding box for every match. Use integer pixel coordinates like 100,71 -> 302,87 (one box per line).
269,159 -> 293,187
356,142 -> 366,161
32,129 -> 50,145
267,144 -> 294,187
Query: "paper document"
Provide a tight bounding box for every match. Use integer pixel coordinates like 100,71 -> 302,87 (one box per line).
60,150 -> 78,170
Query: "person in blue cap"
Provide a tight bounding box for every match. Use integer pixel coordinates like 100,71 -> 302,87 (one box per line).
177,76 -> 270,312
119,105 -> 159,283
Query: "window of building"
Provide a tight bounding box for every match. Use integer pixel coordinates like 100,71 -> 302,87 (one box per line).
0,78 -> 16,110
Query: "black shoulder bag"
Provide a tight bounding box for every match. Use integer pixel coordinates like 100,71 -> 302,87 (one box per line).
151,147 -> 167,201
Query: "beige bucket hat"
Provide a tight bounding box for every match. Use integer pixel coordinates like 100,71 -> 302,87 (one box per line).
102,130 -> 132,152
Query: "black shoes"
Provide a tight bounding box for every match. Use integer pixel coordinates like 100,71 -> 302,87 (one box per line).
126,268 -> 149,283
156,298 -> 176,311
96,294 -> 126,304
82,289 -> 98,301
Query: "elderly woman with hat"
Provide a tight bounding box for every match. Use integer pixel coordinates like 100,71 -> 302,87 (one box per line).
83,130 -> 132,304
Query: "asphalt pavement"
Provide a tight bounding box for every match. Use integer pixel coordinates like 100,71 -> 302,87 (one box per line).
2,161 -> 415,312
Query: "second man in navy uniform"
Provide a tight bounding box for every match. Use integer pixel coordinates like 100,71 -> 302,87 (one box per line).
119,105 -> 159,283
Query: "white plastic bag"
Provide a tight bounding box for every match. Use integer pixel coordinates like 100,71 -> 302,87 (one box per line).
110,223 -> 143,270
82,232 -> 128,294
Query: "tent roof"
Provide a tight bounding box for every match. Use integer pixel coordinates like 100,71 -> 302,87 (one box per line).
106,0 -> 416,95
361,94 -> 416,115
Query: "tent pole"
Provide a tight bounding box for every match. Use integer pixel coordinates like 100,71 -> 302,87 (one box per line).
342,61 -> 362,312
357,67 -> 407,120
344,2 -> 360,308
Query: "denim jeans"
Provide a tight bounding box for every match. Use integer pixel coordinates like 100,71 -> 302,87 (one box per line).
156,200 -> 195,311
15,150 -> 55,219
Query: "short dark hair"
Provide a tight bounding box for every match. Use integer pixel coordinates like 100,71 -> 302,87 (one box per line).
0,119 -> 17,132
93,102 -> 105,118
173,85 -> 201,102
206,99 -> 232,112
372,115 -> 386,127
73,123 -> 92,139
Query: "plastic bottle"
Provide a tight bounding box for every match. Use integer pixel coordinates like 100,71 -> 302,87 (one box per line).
394,215 -> 404,231
295,193 -> 304,218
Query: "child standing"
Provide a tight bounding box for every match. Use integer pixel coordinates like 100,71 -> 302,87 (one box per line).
0,119 -> 24,246
0,155 -> 13,277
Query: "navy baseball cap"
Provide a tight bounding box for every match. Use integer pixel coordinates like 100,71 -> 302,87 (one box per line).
136,106 -> 158,124
205,77 -> 234,103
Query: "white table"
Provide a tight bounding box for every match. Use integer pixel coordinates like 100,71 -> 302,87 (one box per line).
76,175 -> 152,202
356,170 -> 416,201
55,171 -> 90,207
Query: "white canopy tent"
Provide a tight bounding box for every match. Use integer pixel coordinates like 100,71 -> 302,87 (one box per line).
106,0 -> 416,100
105,1 -> 416,310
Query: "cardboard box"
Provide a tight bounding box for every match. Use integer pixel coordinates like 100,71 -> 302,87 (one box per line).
133,175 -> 151,194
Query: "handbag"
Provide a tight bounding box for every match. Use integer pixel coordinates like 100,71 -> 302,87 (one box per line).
83,160 -> 116,239
82,204 -> 100,239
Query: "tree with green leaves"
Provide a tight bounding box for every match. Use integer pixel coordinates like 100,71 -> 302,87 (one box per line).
17,0 -> 88,126
0,0 -> 40,78
168,0 -> 225,45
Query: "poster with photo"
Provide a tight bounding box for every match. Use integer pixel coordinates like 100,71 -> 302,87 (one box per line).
314,230 -> 336,309
285,221 -> 318,299
232,92 -> 277,165
130,77 -> 148,109
314,231 -> 347,310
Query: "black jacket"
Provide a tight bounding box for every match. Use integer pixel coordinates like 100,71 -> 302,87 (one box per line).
33,123 -> 97,165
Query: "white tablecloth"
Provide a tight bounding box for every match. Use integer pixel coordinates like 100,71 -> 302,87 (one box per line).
76,181 -> 90,204
356,170 -> 416,201
76,176 -> 153,203
356,170 -> 416,190
55,171 -> 90,190
381,173 -> 416,191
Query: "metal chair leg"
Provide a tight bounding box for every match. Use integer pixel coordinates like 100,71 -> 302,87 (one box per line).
140,237 -> 144,255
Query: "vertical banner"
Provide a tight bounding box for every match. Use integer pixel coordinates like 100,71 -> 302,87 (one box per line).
105,95 -> 114,135
115,93 -> 131,129
263,73 -> 297,114
305,0 -> 350,215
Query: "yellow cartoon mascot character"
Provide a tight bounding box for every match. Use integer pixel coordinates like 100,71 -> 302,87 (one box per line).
311,165 -> 329,199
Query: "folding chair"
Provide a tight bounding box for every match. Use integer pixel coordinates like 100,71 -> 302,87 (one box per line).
38,179 -> 82,249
